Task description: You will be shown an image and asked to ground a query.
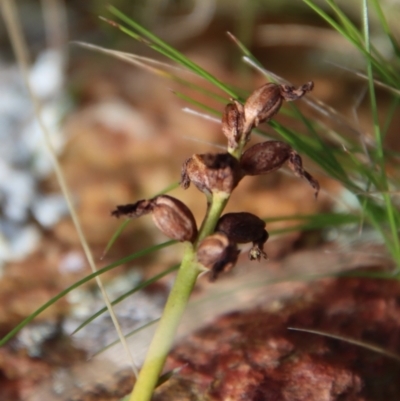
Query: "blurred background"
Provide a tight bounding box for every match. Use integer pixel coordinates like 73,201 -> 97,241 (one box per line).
1,0 -> 400,400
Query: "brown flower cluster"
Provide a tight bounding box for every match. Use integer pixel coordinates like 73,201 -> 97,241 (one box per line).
112,81 -> 318,281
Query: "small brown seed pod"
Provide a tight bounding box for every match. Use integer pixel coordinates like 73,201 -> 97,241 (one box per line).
111,195 -> 198,243
243,81 -> 314,134
221,101 -> 245,151
216,212 -> 268,261
240,141 -> 320,198
196,232 -> 240,281
180,153 -> 243,196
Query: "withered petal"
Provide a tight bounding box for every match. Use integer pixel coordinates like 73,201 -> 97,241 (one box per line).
112,195 -> 198,243
111,199 -> 152,218
243,83 -> 282,133
180,153 -> 243,196
196,232 -> 239,282
288,151 -> 320,198
216,212 -> 267,244
221,101 -> 245,151
216,212 -> 269,261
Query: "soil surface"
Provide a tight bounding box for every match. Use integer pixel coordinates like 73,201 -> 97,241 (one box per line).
24,271 -> 400,401
155,276 -> 400,401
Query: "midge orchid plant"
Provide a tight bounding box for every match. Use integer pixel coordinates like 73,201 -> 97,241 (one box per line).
3,1 -> 400,400
112,80 -> 318,401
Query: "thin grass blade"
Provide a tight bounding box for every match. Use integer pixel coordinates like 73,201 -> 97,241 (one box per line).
72,264 -> 179,335
0,240 -> 176,346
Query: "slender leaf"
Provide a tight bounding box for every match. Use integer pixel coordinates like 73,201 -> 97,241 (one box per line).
0,240 -> 176,345
72,264 -> 179,334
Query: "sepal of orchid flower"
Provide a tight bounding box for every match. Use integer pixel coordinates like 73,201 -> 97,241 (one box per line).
221,101 -> 245,151
180,153 -> 243,196
240,141 -> 319,198
243,83 -> 282,133
242,81 -> 314,134
196,233 -> 240,282
288,151 -> 320,198
112,195 -> 198,243
216,212 -> 269,261
111,199 -> 152,218
240,141 -> 292,175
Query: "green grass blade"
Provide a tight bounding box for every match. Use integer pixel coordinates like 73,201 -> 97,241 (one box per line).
339,146 -> 380,189
302,0 -> 360,46
173,91 -> 221,117
91,318 -> 160,358
101,219 -> 131,260
71,264 -> 179,335
370,0 -> 400,58
381,96 -> 400,139
269,120 -> 352,186
172,77 -> 231,104
153,181 -> 180,197
226,31 -> 263,69
227,31 -> 333,153
107,6 -> 238,98
264,212 -> 360,226
267,212 -> 360,236
288,327 -> 400,361
362,0 -> 400,265
326,0 -> 364,43
303,0 -> 397,86
362,0 -> 384,172
0,240 -> 176,346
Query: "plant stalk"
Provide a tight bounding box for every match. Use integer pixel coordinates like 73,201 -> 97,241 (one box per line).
129,191 -> 230,401
128,242 -> 199,401
196,191 -> 230,244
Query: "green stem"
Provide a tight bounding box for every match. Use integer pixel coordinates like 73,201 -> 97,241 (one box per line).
196,191 -> 230,243
129,191 -> 230,401
128,242 -> 199,401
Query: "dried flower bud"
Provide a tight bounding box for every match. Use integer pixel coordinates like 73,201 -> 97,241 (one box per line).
243,81 -> 313,133
243,83 -> 282,133
287,151 -> 320,198
241,141 -> 292,175
240,141 -> 319,198
216,212 -> 268,261
180,153 -> 243,196
196,233 -> 239,281
111,195 -> 198,243
221,101 -> 245,151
